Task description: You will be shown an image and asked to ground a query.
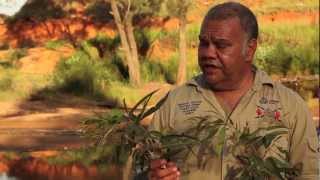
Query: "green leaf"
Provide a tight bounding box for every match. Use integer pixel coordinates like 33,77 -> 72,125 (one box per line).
130,89 -> 159,116
263,130 -> 287,149
213,126 -> 226,155
140,92 -> 169,120
136,92 -> 153,123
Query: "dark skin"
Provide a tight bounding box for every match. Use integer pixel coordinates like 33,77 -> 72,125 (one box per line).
198,17 -> 257,110
149,17 -> 257,180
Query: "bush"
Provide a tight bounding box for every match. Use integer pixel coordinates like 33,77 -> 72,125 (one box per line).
88,33 -> 121,58
2,48 -> 29,67
108,55 -> 129,81
256,23 -> 319,75
186,23 -> 200,48
0,74 -> 13,91
163,54 -> 179,84
80,41 -> 100,60
53,50 -> 114,98
85,1 -> 113,24
141,59 -> 165,82
255,42 -> 293,76
45,40 -> 67,50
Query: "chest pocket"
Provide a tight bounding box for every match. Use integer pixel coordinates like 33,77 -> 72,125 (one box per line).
173,99 -> 222,134
254,85 -> 289,158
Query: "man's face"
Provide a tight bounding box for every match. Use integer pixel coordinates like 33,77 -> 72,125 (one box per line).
198,17 -> 255,90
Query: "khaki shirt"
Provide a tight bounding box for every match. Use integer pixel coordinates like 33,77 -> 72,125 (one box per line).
150,69 -> 319,180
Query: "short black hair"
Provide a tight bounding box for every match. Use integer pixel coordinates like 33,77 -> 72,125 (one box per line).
202,2 -> 258,40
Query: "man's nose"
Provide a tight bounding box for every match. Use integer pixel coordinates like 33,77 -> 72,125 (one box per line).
200,43 -> 218,59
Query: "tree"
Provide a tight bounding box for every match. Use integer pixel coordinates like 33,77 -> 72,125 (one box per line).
165,0 -> 193,85
107,0 -> 164,86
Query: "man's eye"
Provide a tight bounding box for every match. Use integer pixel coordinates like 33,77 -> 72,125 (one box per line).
199,40 -> 209,46
216,43 -> 228,49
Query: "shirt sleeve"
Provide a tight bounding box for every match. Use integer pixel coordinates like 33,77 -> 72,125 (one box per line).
289,96 -> 319,179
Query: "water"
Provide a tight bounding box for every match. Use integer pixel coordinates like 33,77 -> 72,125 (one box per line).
0,173 -> 17,180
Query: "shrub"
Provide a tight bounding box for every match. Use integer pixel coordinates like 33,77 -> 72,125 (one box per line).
256,23 -> 319,75
88,33 -> 121,58
186,23 -> 200,48
163,54 -> 179,84
141,59 -> 165,82
2,48 -> 29,67
0,74 -> 14,91
85,1 -> 113,24
108,55 -> 129,81
80,41 -> 100,60
45,40 -> 67,50
255,42 -> 293,76
53,50 -> 113,98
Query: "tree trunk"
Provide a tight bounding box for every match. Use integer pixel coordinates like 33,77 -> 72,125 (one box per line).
125,14 -> 141,86
110,0 -> 141,86
176,16 -> 187,85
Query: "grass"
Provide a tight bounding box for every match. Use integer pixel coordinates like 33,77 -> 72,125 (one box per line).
52,50 -> 112,99
107,81 -> 142,106
45,40 -> 67,50
255,21 -> 319,75
0,67 -> 50,101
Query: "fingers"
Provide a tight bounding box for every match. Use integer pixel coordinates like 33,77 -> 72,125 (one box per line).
153,166 -> 179,178
166,162 -> 177,168
150,170 -> 180,180
150,159 -> 167,170
149,159 -> 180,180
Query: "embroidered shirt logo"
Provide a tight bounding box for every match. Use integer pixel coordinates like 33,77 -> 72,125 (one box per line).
178,101 -> 201,115
256,97 -> 281,121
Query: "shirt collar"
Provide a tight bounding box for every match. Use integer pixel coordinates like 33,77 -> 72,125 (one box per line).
186,67 -> 274,92
251,67 -> 274,91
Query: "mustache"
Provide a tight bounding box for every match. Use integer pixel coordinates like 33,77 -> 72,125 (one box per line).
199,59 -> 223,68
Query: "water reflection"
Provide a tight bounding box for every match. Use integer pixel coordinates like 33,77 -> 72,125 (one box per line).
0,173 -> 17,180
1,157 -> 122,180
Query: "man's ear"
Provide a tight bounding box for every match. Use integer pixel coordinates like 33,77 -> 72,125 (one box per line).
245,39 -> 257,63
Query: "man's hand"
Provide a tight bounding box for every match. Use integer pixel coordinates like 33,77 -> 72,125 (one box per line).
149,159 -> 180,180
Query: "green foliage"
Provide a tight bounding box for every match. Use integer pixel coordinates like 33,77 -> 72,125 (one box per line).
0,72 -> 14,91
88,33 -> 121,58
158,29 -> 179,48
0,48 -> 28,68
164,0 -> 193,18
107,81 -> 141,105
46,145 -> 128,166
255,23 -> 319,75
45,40 -> 67,50
108,55 -> 129,81
53,50 -> 113,98
85,1 -> 113,24
134,28 -> 163,57
9,48 -> 28,62
83,90 -> 169,169
83,91 -> 300,179
80,41 -> 100,60
163,54 -> 179,84
115,0 -> 164,17
255,42 -> 292,75
141,59 -> 165,82
226,124 -> 301,179
0,68 -> 50,101
186,24 -> 200,48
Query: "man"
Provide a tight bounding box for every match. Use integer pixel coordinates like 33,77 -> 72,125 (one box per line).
148,2 -> 319,180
